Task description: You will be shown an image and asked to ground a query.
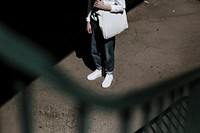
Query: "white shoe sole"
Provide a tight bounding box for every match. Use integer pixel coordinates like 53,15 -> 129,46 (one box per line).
87,74 -> 102,80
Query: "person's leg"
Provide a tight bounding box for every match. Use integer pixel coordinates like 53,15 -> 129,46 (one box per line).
104,37 -> 115,73
102,37 -> 115,88
87,20 -> 102,80
91,20 -> 102,70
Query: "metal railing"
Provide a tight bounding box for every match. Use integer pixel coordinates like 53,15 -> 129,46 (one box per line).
135,96 -> 189,133
1,20 -> 200,133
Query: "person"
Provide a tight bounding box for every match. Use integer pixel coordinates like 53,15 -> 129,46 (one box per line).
86,0 -> 126,88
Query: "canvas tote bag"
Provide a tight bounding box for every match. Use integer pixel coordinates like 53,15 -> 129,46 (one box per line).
97,10 -> 128,39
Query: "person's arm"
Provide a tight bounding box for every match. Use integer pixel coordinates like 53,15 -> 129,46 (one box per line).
110,0 -> 125,12
94,0 -> 125,12
94,0 -> 111,11
86,10 -> 92,34
86,21 -> 92,34
86,10 -> 92,22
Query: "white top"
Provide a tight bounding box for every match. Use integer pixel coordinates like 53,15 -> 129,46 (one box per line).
86,0 -> 126,22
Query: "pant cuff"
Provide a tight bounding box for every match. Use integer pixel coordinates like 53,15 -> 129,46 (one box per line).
106,71 -> 113,75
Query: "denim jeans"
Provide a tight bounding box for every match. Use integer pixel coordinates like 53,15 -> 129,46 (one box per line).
90,19 -> 115,74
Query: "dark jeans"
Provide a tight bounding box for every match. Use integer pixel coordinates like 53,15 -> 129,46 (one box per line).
90,19 -> 115,74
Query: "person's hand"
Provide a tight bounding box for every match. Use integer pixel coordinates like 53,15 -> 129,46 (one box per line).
86,22 -> 92,34
94,0 -> 111,11
94,0 -> 104,10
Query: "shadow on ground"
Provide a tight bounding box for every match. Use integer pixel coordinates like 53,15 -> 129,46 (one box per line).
0,0 -> 143,106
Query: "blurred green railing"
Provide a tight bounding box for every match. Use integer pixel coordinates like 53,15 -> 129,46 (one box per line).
1,19 -> 200,133
135,96 -> 189,133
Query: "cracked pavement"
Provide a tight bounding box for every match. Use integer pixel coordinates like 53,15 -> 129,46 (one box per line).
0,0 -> 200,132
61,0 -> 200,94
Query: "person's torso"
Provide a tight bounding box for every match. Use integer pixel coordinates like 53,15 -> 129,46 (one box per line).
91,0 -> 116,21
103,0 -> 116,6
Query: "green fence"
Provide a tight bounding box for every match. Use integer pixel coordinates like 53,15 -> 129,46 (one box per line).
1,20 -> 200,133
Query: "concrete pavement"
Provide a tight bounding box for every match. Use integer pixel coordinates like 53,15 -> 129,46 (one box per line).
0,0 -> 200,132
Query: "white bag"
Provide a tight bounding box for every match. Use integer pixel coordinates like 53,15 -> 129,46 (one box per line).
98,10 -> 128,39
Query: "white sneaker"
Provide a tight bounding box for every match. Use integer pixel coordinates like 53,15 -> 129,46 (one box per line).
102,74 -> 113,88
87,69 -> 102,80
